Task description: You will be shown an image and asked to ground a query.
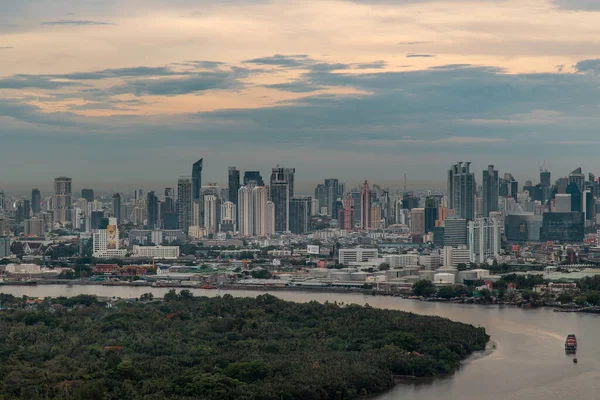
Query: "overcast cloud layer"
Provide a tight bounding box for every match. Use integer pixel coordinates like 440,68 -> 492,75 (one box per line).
1,0 -> 600,190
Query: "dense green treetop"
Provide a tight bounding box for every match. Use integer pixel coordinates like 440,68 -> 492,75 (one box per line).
0,293 -> 488,400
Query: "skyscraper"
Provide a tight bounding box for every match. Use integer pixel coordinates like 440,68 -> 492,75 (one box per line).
314,184 -> 327,214
338,195 -> 355,231
192,158 -> 203,201
238,185 -> 271,237
424,196 -> 439,233
324,178 -> 340,217
360,181 -> 372,230
53,177 -> 72,227
243,171 -> 264,186
569,167 -> 584,212
238,186 -> 253,237
220,201 -> 237,233
270,167 -> 295,197
110,193 -> 120,225
468,217 -> 501,263
482,165 -> 499,217
203,195 -> 219,235
270,180 -> 290,232
177,177 -> 193,234
31,188 -> 41,214
81,189 -> 94,202
448,162 -> 475,220
228,167 -> 241,207
146,191 -> 159,229
540,169 -> 551,188
289,197 -> 311,234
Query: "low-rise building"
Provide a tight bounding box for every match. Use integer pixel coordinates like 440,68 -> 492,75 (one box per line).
339,248 -> 378,264
132,245 -> 180,259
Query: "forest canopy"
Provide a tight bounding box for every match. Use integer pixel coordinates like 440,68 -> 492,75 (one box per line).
0,293 -> 489,400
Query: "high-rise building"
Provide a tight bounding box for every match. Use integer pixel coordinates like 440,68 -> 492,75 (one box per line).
220,201 -> 237,233
360,181 -> 372,230
238,186 -> 253,237
371,203 -> 382,230
424,197 -> 439,233
203,195 -> 219,235
112,193 -> 122,224
482,165 -> 499,217
0,191 -> 5,211
81,189 -> 94,202
243,171 -> 264,186
177,177 -> 193,234
338,194 -> 355,231
469,218 -> 501,263
324,178 -> 340,217
31,188 -> 41,214
147,191 -> 159,229
568,168 -> 584,212
238,185 -> 271,237
270,180 -> 290,232
265,201 -> 275,236
540,212 -> 584,243
164,188 -> 175,212
540,169 -> 551,188
289,197 -> 311,234
228,167 -> 241,207
192,158 -> 203,201
93,217 -> 127,258
443,217 -> 468,247
410,208 -> 425,234
270,167 -> 295,197
53,177 -> 73,227
314,184 -> 328,214
448,162 -> 475,220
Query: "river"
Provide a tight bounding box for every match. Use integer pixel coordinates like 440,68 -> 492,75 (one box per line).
2,285 -> 599,400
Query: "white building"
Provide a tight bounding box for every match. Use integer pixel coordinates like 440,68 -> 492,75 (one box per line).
383,254 -> 419,268
220,201 -> 237,233
419,253 -> 441,270
443,246 -> 470,267
93,218 -> 127,258
238,186 -> 272,237
468,218 -> 501,264
339,248 -> 378,264
132,245 -> 180,259
555,194 -> 572,213
188,226 -> 207,239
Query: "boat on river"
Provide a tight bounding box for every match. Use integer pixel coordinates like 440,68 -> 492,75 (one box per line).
565,334 -> 577,352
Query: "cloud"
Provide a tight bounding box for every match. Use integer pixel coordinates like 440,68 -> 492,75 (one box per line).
406,53 -> 437,58
243,54 -> 315,68
0,46 -> 13,50
397,41 -> 434,45
352,61 -> 387,69
552,0 -> 600,11
574,59 -> 600,73
42,20 -> 114,26
354,136 -> 505,146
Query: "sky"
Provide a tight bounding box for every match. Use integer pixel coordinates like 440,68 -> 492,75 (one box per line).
1,0 -> 600,192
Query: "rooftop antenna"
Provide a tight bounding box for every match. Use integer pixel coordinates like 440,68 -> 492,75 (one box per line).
404,173 -> 407,193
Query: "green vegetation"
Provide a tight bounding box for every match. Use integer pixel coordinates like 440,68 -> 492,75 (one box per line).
0,293 -> 488,400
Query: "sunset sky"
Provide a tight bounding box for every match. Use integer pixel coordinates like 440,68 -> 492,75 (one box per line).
2,0 -> 600,190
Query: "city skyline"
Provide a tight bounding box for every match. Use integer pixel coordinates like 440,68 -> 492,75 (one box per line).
2,1 -> 600,183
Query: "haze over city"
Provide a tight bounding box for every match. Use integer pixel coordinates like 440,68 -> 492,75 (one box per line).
2,0 -> 600,187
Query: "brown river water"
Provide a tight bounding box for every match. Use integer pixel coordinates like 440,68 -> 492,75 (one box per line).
1,285 -> 598,400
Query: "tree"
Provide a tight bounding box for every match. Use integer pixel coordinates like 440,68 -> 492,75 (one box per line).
140,293 -> 154,302
412,280 -> 436,297
556,292 -> 573,304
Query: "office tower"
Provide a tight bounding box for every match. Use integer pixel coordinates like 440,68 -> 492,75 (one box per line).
371,203 -> 382,229
238,185 -> 270,237
568,168 -> 584,212
410,208 -> 425,234
504,212 -> 543,242
146,191 -> 159,229
238,186 -> 253,236
468,218 -> 501,263
482,165 -> 499,217
81,189 -> 94,202
0,236 -> 10,258
540,169 -> 551,188
350,189 -> 361,226
338,194 -> 355,231
53,177 -> 73,227
499,178 -> 509,198
228,167 -> 241,207
270,180 -> 289,232
289,197 -> 311,234
270,166 -> 295,197
253,186 -> 269,236
401,193 -> 420,210
584,190 -> 594,222
112,193 -> 122,224
443,217 -> 468,247
424,197 -> 439,233
192,200 -> 201,227
220,201 -> 237,233
324,178 -> 339,217
0,191 -> 4,211
203,195 -> 219,234
177,177 -> 193,234
265,201 -> 275,236
314,184 -> 327,213
360,181 -> 372,230
243,171 -> 264,186
0,219 -> 7,236
24,217 -> 44,236
566,182 -> 582,212
192,158 -> 203,201
448,162 -> 475,220
311,198 -> 320,216
90,211 -> 104,230
31,188 -> 41,214
93,217 -> 127,258
164,188 -> 175,212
